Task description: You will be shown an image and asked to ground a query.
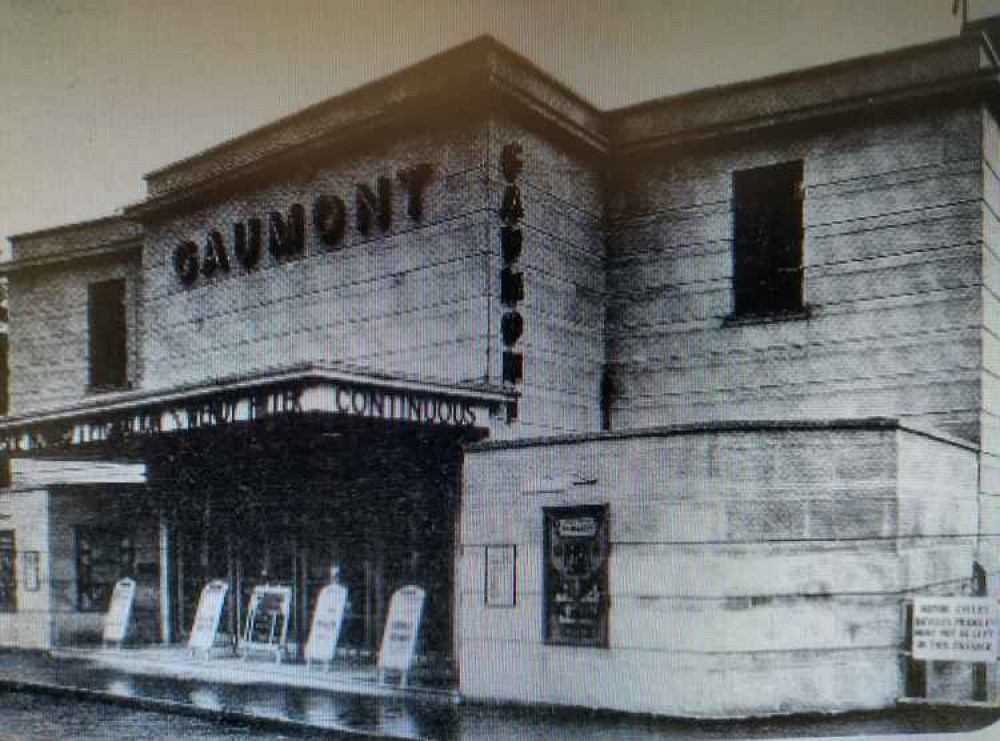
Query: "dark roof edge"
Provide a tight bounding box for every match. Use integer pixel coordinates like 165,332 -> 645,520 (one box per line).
607,33 -> 980,120
19,32 -> 1000,238
8,213 -> 133,245
141,36 -> 489,183
465,417 -> 979,453
612,72 -> 995,158
0,362 -> 515,430
142,36 -> 603,187
0,237 -> 143,276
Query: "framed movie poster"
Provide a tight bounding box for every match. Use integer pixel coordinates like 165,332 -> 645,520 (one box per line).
543,504 -> 608,647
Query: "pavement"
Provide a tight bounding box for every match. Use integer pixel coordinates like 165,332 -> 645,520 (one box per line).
0,647 -> 997,740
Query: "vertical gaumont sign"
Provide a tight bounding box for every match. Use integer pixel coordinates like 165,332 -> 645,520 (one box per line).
172,163 -> 435,286
0,379 -> 485,453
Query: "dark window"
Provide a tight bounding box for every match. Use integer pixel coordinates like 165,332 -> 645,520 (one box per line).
732,161 -> 804,317
88,279 -> 127,390
76,528 -> 134,612
0,531 -> 16,612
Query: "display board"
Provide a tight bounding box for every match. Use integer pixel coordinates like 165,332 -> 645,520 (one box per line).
103,577 -> 136,645
304,583 -> 348,666
240,585 -> 291,662
377,585 -> 425,686
912,596 -> 997,662
485,545 -> 516,607
188,580 -> 229,652
543,505 -> 609,646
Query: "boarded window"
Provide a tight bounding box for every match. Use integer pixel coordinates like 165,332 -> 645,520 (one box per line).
0,531 -> 16,612
76,528 -> 134,612
88,279 -> 127,389
732,161 -> 804,316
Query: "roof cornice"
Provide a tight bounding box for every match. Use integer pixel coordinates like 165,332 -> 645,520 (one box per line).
0,361 -> 515,434
606,34 -> 998,156
17,32 -> 1000,239
126,36 -> 607,222
7,215 -> 143,267
0,237 -> 142,277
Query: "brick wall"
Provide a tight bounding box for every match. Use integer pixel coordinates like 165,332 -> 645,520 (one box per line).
141,125 -> 494,393
606,104 -> 983,442
8,254 -> 142,416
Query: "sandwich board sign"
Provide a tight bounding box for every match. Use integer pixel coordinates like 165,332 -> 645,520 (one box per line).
377,585 -> 425,686
305,582 -> 348,667
103,578 -> 136,646
240,584 -> 291,663
188,580 -> 229,653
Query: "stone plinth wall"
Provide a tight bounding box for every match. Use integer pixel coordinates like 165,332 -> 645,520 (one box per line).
458,420 -> 978,717
0,488 -> 52,649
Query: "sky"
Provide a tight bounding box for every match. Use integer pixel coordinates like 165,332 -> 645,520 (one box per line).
2,0 -> 1000,247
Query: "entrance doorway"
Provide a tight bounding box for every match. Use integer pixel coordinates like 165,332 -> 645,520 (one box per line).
155,415 -> 479,668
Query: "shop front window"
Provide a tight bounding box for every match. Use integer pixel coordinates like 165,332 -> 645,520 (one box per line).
0,531 -> 16,612
76,528 -> 135,612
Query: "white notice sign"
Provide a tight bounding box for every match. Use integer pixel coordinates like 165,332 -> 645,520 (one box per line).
912,596 -> 997,662
188,580 -> 229,652
103,578 -> 136,645
305,583 -> 348,665
377,585 -> 425,685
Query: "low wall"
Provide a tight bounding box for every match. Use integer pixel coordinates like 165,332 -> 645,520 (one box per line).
0,489 -> 52,649
458,419 -> 979,717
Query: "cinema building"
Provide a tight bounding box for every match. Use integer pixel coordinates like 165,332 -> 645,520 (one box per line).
0,25 -> 998,718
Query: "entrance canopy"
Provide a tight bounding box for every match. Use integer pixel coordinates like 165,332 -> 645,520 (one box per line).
0,363 -> 511,456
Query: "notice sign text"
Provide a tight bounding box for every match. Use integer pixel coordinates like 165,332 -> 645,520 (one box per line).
912,596 -> 997,662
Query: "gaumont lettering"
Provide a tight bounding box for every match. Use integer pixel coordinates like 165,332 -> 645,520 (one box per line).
173,164 -> 434,286
313,195 -> 346,249
268,204 -> 305,259
499,141 -> 525,402
356,178 -> 392,235
397,164 -> 433,220
201,230 -> 230,277
234,218 -> 263,268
